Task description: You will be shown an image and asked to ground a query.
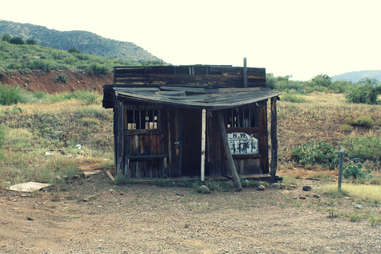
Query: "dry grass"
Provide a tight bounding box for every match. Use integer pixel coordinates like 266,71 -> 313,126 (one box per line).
278,92 -> 381,162
320,183 -> 381,202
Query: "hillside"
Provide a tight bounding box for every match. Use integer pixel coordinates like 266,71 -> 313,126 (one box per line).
332,70 -> 381,82
0,39 -> 143,73
0,20 -> 163,63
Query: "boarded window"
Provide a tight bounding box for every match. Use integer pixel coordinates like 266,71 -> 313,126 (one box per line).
126,110 -> 159,130
224,107 -> 257,128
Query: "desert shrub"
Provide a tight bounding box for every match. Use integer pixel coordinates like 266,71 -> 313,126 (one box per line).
33,91 -> 46,99
72,90 -> 99,105
2,34 -> 11,42
339,124 -> 353,133
0,84 -> 22,105
68,48 -> 80,54
351,115 -> 374,129
55,74 -> 68,83
343,161 -> 371,181
281,93 -> 307,103
346,85 -> 379,104
9,37 -> 24,45
0,84 -> 45,105
24,60 -> 53,72
42,157 -> 80,183
291,140 -> 338,169
342,136 -> 381,162
87,64 -> 108,76
26,39 -> 37,45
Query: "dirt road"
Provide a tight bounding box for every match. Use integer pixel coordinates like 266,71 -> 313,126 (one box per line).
0,176 -> 380,254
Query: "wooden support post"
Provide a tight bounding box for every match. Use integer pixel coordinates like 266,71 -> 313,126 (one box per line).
217,112 -> 242,191
201,109 -> 206,182
338,148 -> 344,192
243,57 -> 248,88
270,97 -> 278,179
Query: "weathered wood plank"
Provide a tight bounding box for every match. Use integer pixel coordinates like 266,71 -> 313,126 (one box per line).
217,111 -> 242,191
270,97 -> 278,179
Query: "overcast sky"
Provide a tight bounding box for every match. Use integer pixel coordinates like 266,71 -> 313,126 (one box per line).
2,0 -> 381,80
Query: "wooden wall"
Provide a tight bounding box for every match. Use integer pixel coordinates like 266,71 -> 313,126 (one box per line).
114,97 -> 269,178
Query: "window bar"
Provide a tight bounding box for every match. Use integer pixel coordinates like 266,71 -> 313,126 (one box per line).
132,110 -> 136,129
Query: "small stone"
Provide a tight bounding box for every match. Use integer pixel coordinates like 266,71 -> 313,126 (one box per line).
26,217 -> 33,221
257,185 -> 265,191
299,196 -> 307,200
197,185 -> 210,194
303,186 -> 312,191
355,204 -> 363,209
287,184 -> 297,190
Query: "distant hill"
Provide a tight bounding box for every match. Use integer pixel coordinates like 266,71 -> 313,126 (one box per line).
0,39 -> 153,73
332,70 -> 381,82
0,20 -> 163,64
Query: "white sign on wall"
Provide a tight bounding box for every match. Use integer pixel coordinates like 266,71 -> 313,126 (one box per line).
227,132 -> 259,155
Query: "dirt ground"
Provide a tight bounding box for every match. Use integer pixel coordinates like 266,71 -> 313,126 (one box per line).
0,70 -> 112,93
0,175 -> 380,254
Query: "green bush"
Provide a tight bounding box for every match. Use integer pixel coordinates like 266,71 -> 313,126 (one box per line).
24,60 -> 54,72
343,161 -> 371,181
342,136 -> 381,162
0,84 -> 22,105
55,74 -> 68,83
68,48 -> 80,54
26,39 -> 37,45
351,115 -> 374,129
0,84 -> 47,105
87,64 -> 108,76
9,37 -> 24,45
33,91 -> 46,100
2,34 -> 11,42
346,85 -> 379,104
339,124 -> 353,133
291,140 -> 338,169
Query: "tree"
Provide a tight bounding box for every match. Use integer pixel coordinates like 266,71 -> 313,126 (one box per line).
26,39 -> 37,45
357,78 -> 379,87
311,74 -> 331,87
1,34 -> 11,42
68,48 -> 80,54
9,37 -> 24,45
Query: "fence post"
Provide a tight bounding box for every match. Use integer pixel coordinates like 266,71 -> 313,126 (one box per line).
338,148 -> 344,192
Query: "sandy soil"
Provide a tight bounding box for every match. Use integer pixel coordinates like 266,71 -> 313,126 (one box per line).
0,175 -> 380,254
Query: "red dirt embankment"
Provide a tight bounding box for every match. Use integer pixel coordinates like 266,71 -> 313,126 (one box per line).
0,70 -> 112,93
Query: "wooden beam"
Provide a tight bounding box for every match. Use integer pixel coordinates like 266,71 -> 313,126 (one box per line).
217,112 -> 242,191
201,109 -> 206,182
243,57 -> 248,88
270,97 -> 278,179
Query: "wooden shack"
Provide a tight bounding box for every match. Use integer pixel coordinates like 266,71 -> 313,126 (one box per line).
103,63 -> 280,184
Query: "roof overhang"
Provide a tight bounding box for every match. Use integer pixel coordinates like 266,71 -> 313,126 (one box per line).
114,86 -> 280,110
